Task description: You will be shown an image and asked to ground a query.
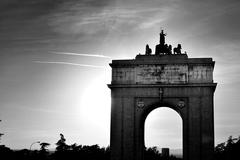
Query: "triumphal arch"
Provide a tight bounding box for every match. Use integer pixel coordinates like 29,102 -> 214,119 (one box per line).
108,30 -> 217,160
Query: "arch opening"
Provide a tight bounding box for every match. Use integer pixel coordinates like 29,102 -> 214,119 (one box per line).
144,107 -> 183,159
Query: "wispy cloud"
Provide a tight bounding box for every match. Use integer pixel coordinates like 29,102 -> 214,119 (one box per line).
50,51 -> 111,58
48,3 -> 172,36
33,61 -> 105,68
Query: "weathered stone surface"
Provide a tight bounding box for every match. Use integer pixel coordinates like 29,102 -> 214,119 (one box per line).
109,54 -> 216,160
136,64 -> 188,84
111,55 -> 214,85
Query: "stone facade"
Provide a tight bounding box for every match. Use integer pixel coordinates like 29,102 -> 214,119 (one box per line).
108,54 -> 217,160
111,54 -> 213,84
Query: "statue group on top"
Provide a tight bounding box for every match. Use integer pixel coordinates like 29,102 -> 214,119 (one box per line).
145,30 -> 186,55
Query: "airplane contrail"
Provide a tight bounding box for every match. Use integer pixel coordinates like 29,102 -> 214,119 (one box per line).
33,61 -> 105,68
50,51 -> 111,59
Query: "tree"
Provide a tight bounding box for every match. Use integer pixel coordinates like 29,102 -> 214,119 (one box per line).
40,142 -> 50,152
0,120 -> 12,160
70,143 -> 81,151
214,135 -> 240,160
38,142 -> 50,160
0,133 -> 3,143
0,120 -> 3,142
226,136 -> 234,149
55,133 -> 69,152
215,142 -> 225,153
0,120 -> 4,145
144,146 -> 161,160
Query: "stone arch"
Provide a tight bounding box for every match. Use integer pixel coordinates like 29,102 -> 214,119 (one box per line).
141,101 -> 183,124
108,54 -> 217,160
135,99 -> 187,160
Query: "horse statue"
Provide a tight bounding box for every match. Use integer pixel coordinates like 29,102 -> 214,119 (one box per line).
173,44 -> 182,54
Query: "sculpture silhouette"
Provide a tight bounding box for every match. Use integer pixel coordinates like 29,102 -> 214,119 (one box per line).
155,30 -> 174,55
155,30 -> 167,55
173,44 -> 182,54
145,44 -> 152,55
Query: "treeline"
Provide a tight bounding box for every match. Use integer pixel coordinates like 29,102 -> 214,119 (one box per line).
0,133 -> 110,160
145,147 -> 181,160
1,133 -> 240,160
0,133 -> 181,160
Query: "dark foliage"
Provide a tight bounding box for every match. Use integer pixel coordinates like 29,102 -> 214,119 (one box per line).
55,133 -> 69,152
144,146 -> 182,160
0,133 -> 110,160
0,120 -> 4,144
214,136 -> 240,160
1,133 -> 240,160
53,134 -> 110,160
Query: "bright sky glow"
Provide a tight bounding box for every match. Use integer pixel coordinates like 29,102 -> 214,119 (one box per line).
145,107 -> 182,149
79,73 -> 111,132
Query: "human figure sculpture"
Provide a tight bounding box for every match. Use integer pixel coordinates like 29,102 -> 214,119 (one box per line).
154,30 -> 185,55
155,30 -> 173,55
155,30 -> 167,55
160,30 -> 166,45
145,44 -> 152,55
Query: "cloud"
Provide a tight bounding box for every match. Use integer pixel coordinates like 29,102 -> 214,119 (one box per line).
33,61 -> 105,68
47,1 -> 178,36
0,0 -> 66,23
50,51 -> 111,58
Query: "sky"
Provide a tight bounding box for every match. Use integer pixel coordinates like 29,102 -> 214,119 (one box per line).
0,0 -> 240,150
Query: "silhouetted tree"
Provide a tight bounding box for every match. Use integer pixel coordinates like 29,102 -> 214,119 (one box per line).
215,142 -> 225,153
55,133 -> 69,152
69,143 -> 75,151
54,133 -> 71,160
145,146 -> 161,160
144,146 -> 182,160
214,135 -> 240,160
40,142 -> 50,152
0,120 -> 3,144
0,120 -> 13,160
0,133 -> 3,143
38,142 -> 50,160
